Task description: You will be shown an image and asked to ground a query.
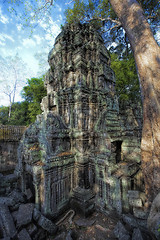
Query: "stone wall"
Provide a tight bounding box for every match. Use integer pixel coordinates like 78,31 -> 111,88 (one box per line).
0,125 -> 26,174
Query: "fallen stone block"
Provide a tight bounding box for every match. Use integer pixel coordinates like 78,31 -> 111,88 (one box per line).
132,228 -> 144,240
75,218 -> 95,227
114,221 -> 130,240
32,228 -> 47,240
16,203 -> 34,228
33,208 -> 41,222
37,214 -> 57,234
8,189 -> 25,205
122,214 -> 138,228
53,232 -> 66,240
128,190 -> 140,199
66,230 -> 73,240
0,215 -> 6,238
129,198 -> 142,208
137,219 -> 147,228
11,210 -> 18,223
4,174 -> 18,183
17,228 -> 32,240
26,223 -> 37,237
25,188 -> 33,202
0,197 -> 15,207
0,204 -> 17,239
133,207 -> 149,219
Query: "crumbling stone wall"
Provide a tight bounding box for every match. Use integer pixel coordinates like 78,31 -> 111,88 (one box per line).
17,23 -> 144,219
0,125 -> 26,174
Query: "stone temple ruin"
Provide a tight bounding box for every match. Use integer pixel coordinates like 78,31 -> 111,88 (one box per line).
16,23 -> 144,221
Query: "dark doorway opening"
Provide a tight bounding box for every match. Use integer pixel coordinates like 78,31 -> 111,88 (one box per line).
112,141 -> 122,163
25,173 -> 35,202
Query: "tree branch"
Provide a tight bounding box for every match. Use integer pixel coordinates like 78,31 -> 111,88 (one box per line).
65,0 -> 74,5
88,16 -> 121,26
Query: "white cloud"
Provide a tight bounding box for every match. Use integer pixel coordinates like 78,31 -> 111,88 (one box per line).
0,7 -> 9,24
0,34 -> 14,46
16,24 -> 23,31
50,23 -> 61,38
55,3 -> 62,12
22,38 -> 36,48
39,21 -> 48,30
0,41 -> 5,46
33,35 -> 42,45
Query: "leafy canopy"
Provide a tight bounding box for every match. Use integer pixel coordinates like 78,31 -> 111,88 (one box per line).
22,77 -> 47,103
110,53 -> 141,104
65,0 -> 160,51
0,76 -> 47,126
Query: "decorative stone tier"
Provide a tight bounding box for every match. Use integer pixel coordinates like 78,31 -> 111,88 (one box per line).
17,23 -> 143,219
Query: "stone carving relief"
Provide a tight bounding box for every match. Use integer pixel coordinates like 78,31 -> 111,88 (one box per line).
17,23 -> 143,218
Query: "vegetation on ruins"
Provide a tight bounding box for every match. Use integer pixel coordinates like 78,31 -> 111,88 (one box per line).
0,77 -> 46,126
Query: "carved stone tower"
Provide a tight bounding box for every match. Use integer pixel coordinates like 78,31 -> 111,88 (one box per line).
17,23 -> 143,219
42,23 -> 120,215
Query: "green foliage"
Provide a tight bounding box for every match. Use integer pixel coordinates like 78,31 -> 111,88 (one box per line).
22,77 -> 46,103
0,76 -> 47,126
65,0 -> 86,24
21,76 -> 47,124
111,54 -> 141,104
0,102 -> 29,126
0,106 -> 9,125
65,0 -> 160,48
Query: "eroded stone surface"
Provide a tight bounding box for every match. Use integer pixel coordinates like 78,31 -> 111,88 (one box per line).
37,214 -> 57,234
16,23 -> 143,221
132,228 -> 144,240
0,204 -> 17,239
16,203 -> 35,228
17,228 -> 32,240
113,221 -> 130,240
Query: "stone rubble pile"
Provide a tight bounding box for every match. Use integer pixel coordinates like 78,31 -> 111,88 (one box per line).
0,186 -> 57,240
113,214 -> 152,240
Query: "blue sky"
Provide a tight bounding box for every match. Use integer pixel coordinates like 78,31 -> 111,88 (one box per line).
0,0 -> 70,106
0,1 -> 159,106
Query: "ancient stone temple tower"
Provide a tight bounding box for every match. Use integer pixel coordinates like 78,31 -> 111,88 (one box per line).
17,23 -> 143,219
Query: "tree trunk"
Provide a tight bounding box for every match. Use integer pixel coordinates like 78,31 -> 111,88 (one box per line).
109,0 -> 160,202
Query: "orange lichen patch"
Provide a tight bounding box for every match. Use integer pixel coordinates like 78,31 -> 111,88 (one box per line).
56,151 -> 72,157
29,144 -> 40,151
119,162 -> 128,166
34,161 -> 45,166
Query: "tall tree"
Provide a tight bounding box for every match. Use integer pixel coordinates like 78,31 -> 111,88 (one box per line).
0,54 -> 30,120
109,0 -> 160,202
21,77 -> 47,123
